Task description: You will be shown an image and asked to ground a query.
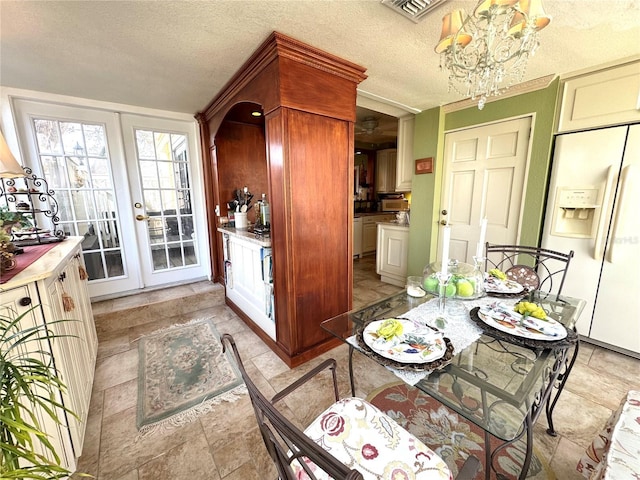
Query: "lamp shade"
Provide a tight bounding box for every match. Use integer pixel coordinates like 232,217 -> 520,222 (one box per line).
0,131 -> 25,178
509,0 -> 551,34
435,9 -> 473,54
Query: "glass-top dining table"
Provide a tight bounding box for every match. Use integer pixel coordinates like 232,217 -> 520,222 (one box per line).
321,290 -> 586,480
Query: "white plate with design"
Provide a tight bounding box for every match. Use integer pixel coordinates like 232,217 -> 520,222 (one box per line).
484,276 -> 524,294
362,319 -> 447,364
477,303 -> 567,341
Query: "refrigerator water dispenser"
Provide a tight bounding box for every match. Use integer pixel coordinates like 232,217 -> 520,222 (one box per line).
550,187 -> 601,238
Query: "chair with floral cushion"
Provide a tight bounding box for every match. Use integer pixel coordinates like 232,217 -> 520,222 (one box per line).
484,243 -> 574,300
221,334 -> 480,480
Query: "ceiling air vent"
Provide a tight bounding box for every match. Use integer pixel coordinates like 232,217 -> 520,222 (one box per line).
381,0 -> 450,23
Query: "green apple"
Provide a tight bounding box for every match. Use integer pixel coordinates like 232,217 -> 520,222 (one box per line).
456,279 -> 474,297
445,283 -> 456,297
422,275 -> 439,293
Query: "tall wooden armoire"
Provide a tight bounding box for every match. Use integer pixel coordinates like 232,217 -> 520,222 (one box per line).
196,32 -> 367,367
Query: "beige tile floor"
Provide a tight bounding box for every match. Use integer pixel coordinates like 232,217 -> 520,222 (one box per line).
74,255 -> 640,480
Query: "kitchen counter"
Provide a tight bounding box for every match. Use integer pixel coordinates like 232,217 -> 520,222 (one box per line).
377,221 -> 409,227
0,237 -> 84,291
354,212 -> 396,218
217,226 -> 271,247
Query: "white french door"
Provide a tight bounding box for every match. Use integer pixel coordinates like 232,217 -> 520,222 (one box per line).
13,100 -> 208,298
120,114 -> 207,287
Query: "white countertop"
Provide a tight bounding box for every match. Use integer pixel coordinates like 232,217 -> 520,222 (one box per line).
378,222 -> 410,228
1,236 -> 83,291
217,226 -> 271,247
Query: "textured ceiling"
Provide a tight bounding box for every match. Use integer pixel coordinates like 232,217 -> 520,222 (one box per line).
1,0 -> 639,116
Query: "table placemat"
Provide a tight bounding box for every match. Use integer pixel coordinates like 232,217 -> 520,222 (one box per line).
348,297 -> 519,385
0,243 -> 59,284
469,306 -> 578,350
355,322 -> 455,372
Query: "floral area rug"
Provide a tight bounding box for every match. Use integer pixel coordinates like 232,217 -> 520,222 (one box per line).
367,382 -> 555,480
136,319 -> 246,437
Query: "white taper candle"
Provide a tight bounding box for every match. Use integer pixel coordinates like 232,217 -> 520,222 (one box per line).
476,217 -> 487,258
441,225 -> 451,277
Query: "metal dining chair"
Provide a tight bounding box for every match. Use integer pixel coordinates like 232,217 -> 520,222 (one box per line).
484,243 -> 574,300
221,334 -> 480,480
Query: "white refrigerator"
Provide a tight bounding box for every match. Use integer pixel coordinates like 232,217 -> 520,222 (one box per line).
541,124 -> 640,356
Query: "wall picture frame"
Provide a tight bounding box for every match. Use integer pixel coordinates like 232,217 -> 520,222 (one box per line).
415,157 -> 433,174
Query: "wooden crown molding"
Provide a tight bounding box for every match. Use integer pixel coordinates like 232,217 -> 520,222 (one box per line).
199,31 -> 367,121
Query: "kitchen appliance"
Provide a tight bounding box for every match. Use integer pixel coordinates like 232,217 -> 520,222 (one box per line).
381,198 -> 409,211
541,124 -> 639,356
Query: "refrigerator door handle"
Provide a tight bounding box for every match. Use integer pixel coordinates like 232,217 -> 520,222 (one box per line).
607,165 -> 632,264
594,165 -> 616,261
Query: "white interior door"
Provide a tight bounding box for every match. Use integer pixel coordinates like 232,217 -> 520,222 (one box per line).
439,117 -> 532,264
120,114 -> 208,288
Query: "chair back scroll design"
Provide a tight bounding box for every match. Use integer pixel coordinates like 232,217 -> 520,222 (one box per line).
221,334 -> 480,480
484,243 -> 574,300
221,334 -> 364,480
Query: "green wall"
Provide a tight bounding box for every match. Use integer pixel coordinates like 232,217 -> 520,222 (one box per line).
407,78 -> 561,276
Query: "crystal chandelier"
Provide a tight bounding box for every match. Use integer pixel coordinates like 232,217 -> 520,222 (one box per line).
435,0 -> 551,109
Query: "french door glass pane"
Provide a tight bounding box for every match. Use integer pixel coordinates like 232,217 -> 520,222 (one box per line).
134,129 -> 197,271
34,118 -> 125,281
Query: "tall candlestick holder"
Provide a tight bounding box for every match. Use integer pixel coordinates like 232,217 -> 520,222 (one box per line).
435,271 -> 452,329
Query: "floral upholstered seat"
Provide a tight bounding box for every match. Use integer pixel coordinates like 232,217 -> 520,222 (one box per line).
294,397 -> 452,480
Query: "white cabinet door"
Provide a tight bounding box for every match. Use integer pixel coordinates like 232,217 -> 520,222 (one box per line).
43,252 -> 97,458
375,149 -> 397,193
395,116 -> 414,192
558,61 -> 640,133
376,224 -> 410,287
226,235 -> 275,340
353,218 -> 363,258
0,284 -> 76,472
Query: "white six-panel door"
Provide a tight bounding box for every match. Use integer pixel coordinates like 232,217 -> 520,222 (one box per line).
439,117 -> 532,264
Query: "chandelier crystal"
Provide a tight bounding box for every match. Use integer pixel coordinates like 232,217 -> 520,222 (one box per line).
435,0 -> 551,109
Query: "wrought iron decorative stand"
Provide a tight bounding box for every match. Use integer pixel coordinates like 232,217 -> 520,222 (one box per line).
0,166 -> 65,246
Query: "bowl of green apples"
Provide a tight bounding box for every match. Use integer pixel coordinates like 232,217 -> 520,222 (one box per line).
422,260 -> 485,300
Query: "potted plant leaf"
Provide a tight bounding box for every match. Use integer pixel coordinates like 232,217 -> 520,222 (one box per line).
0,306 -> 77,479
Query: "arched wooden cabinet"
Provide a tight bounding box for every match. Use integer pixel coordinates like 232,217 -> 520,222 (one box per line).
196,32 -> 367,367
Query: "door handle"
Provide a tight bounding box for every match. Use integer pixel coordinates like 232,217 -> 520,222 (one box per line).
607,165 -> 633,264
594,166 -> 615,260
440,220 -> 448,225
441,210 -> 448,215
135,214 -> 149,221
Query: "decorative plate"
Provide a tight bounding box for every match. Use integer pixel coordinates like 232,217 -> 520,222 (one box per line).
477,303 -> 567,341
484,276 -> 525,294
362,319 -> 447,364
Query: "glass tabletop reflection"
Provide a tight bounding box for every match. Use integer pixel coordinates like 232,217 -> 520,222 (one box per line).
321,291 -> 585,441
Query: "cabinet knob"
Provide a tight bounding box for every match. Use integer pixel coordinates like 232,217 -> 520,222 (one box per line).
19,297 -> 32,306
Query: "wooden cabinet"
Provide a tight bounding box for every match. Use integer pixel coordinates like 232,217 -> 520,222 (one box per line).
353,217 -> 363,258
197,32 -> 367,367
0,238 -> 97,472
395,115 -> 415,192
376,223 -> 410,287
375,149 -> 397,193
558,60 -> 640,133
